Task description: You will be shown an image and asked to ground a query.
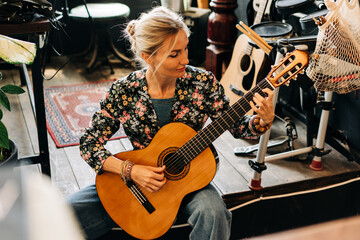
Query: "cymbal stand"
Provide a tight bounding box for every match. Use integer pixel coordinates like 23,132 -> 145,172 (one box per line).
248,44 -> 333,190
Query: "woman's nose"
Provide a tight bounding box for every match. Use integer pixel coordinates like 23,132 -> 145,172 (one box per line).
181,51 -> 189,65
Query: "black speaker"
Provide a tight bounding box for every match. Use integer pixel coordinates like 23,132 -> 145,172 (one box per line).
183,7 -> 210,66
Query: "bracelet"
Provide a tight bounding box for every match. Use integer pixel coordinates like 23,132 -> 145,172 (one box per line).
125,161 -> 134,182
249,115 -> 272,135
119,160 -> 125,181
120,160 -> 134,183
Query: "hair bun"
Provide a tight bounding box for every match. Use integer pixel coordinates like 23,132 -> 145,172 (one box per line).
127,20 -> 137,38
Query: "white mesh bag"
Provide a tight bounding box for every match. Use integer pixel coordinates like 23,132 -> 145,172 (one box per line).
306,0 -> 360,94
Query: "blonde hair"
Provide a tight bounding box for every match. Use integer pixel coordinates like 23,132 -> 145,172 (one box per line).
125,6 -> 190,68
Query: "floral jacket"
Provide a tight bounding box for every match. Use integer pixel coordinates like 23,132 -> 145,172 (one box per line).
80,65 -> 260,173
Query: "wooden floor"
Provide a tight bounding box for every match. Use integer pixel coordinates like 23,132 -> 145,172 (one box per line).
3,55 -> 360,239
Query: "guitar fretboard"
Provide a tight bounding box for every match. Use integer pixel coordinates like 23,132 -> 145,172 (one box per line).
178,78 -> 274,162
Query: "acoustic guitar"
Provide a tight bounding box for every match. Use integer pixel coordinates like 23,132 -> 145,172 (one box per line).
96,50 -> 309,240
221,0 -> 271,108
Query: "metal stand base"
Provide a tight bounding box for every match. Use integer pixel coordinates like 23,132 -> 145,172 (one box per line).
249,52 -> 333,190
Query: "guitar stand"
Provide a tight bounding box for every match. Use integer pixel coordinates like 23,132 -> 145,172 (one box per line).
248,41 -> 334,190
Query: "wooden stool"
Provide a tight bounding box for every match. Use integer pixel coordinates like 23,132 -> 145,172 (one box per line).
69,3 -> 130,74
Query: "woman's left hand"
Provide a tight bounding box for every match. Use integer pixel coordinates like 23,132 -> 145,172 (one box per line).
249,88 -> 275,126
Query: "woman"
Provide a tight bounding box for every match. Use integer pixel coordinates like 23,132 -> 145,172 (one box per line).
68,6 -> 275,240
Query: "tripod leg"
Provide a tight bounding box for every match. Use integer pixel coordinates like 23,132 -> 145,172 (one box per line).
249,52 -> 283,190
250,127 -> 273,190
310,91 -> 333,170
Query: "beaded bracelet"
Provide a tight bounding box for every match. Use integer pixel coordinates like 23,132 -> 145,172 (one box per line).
124,161 -> 134,182
249,115 -> 272,135
120,160 -> 134,183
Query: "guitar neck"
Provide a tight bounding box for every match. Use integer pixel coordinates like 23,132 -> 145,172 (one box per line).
178,78 -> 274,161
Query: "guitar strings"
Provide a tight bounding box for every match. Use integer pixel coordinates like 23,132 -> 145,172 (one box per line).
163,79 -> 273,173
129,184 -> 146,204
164,79 -> 272,173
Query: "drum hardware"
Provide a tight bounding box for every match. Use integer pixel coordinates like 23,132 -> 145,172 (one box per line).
248,43 -> 356,189
299,9 -> 329,36
284,8 -> 329,37
316,94 -> 335,111
235,12 -> 355,189
276,115 -> 298,152
247,0 -> 283,26
248,49 -> 314,190
314,0 -> 327,9
252,0 -> 275,21
234,136 -> 288,156
274,0 -> 328,36
285,117 -> 297,151
234,23 -> 316,189
235,115 -> 298,157
249,21 -> 294,47
248,160 -> 267,173
275,0 -> 318,20
276,35 -> 317,54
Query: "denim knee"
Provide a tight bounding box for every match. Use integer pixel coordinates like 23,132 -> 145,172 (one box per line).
184,185 -> 232,240
190,199 -> 232,225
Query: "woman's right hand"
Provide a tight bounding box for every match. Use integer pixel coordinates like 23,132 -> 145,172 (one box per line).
130,165 -> 167,192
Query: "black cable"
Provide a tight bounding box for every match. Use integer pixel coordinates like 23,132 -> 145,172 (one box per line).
40,0 -> 94,80
42,55 -> 74,81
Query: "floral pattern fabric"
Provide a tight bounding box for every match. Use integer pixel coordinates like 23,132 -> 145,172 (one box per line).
80,66 -> 260,173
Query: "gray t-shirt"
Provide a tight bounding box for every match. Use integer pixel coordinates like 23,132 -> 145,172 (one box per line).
151,98 -> 174,127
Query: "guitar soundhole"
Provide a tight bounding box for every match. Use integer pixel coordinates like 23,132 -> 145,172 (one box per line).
158,147 -> 190,181
240,55 -> 251,71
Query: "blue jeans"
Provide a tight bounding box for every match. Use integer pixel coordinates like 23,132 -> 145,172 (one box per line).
67,183 -> 232,240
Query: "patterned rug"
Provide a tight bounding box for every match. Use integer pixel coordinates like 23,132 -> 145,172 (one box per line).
44,79 -> 127,148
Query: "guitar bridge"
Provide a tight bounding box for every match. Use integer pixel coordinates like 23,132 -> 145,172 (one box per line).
126,181 -> 155,214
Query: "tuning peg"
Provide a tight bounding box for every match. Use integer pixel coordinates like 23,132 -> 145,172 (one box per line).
285,81 -> 290,86
299,69 -> 306,74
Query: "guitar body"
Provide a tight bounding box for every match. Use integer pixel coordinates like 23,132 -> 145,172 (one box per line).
96,122 -> 218,240
221,34 -> 267,107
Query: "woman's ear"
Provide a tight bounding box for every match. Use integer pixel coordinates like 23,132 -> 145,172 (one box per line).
141,52 -> 152,65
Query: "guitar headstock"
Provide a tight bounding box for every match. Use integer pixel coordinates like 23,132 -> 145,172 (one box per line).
267,50 -> 309,88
